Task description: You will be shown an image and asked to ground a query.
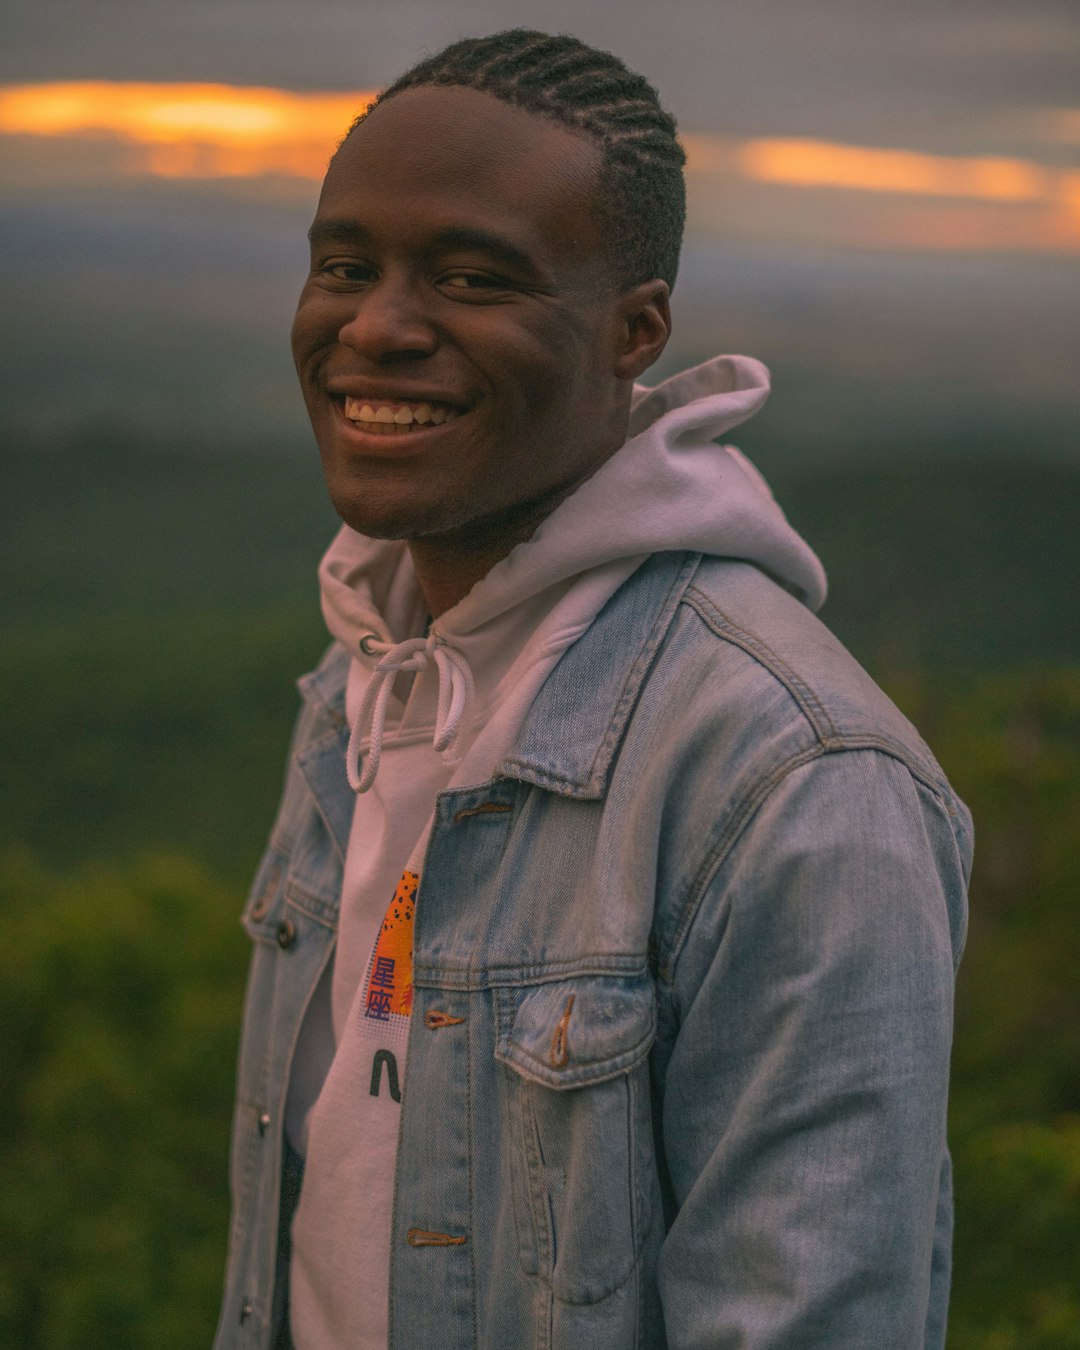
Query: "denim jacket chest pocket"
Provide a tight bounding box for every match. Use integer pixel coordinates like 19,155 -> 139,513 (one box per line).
493,974 -> 657,1306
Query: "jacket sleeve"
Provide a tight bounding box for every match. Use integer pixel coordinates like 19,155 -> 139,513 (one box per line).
655,747 -> 970,1349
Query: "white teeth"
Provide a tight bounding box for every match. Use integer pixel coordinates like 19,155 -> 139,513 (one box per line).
341,395 -> 460,428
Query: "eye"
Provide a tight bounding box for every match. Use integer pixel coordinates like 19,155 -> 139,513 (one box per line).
439,271 -> 508,292
319,260 -> 378,285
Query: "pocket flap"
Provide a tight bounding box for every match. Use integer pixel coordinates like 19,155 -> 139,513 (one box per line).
495,974 -> 655,1090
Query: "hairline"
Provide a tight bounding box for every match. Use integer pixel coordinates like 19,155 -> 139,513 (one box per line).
337,83 -> 658,295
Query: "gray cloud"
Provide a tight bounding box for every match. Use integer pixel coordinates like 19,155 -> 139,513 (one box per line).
5,0 -> 1079,153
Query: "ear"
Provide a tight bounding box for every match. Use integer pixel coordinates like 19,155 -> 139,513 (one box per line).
612,280 -> 672,381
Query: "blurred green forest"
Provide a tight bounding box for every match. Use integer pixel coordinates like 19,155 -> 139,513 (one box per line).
2,434 -> 1079,1348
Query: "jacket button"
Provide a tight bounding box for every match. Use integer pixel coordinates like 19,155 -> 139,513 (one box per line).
249,892 -> 272,920
276,919 -> 296,949
239,1298 -> 253,1323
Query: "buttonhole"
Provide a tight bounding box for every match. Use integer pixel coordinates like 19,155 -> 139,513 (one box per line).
549,993 -> 575,1069
407,1228 -> 467,1247
452,802 -> 512,824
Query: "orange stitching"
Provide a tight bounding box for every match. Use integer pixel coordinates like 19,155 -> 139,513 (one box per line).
452,802 -> 512,823
407,1228 -> 467,1247
425,1010 -> 465,1029
549,993 -> 575,1069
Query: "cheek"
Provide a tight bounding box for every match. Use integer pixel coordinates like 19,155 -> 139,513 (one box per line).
291,292 -> 338,364
478,318 -> 595,421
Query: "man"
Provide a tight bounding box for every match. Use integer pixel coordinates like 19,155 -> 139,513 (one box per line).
214,29 -> 971,1350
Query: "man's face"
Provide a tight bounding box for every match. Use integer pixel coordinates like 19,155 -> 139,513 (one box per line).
291,85 -> 661,544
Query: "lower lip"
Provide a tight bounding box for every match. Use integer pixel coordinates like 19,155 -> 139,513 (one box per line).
329,400 -> 467,454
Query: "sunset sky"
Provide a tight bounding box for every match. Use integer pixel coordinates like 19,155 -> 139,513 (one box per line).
2,0 -> 1078,459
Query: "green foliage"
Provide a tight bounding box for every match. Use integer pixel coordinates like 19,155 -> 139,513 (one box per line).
780,458 -> 1080,677
950,1118 -> 1080,1348
937,671 -> 1080,1134
2,436 -> 337,629
880,668 -> 1080,1348
0,850 -> 249,1350
0,609 -> 327,882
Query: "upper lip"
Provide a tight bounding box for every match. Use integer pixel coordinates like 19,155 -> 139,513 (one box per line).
324,379 -> 469,409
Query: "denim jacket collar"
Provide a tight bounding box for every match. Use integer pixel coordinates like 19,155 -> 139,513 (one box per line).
292,549 -> 702,858
500,551 -> 701,798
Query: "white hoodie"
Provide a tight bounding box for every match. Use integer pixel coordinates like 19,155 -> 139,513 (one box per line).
287,355 -> 827,1350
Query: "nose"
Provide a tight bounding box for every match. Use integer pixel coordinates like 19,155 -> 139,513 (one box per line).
337,274 -> 439,363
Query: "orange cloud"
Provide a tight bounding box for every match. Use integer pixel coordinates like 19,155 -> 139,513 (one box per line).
722,135 -> 1079,250
0,81 -> 374,178
737,137 -> 1049,202
2,82 -> 1076,252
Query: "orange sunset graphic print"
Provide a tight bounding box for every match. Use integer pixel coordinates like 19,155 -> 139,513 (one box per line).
363,870 -> 417,1021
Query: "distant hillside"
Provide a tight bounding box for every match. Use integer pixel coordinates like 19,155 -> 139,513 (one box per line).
5,437 -> 1077,676
2,439 -> 1077,875
779,457 -> 1080,676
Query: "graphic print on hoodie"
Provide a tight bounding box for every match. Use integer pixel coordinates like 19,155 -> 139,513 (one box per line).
362,869 -> 417,1103
286,354 -> 829,1350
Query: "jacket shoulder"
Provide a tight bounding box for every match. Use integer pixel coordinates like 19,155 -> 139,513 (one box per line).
674,557 -> 946,790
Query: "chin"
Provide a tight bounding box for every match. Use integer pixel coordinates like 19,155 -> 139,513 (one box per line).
325,487 -> 456,542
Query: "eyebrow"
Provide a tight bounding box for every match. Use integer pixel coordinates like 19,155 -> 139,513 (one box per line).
307,219 -> 542,278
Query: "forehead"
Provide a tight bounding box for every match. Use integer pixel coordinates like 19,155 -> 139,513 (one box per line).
317,85 -> 605,266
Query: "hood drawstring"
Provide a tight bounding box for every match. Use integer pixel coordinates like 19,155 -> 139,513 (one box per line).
346,631 -> 476,793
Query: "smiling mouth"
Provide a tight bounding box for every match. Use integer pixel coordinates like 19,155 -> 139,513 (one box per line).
340,396 -> 463,435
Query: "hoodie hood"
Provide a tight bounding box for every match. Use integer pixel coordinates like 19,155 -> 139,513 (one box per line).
456,352 -> 827,625
321,353 -> 826,653
319,353 -> 827,791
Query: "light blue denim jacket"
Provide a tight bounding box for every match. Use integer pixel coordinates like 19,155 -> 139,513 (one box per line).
214,550 -> 972,1350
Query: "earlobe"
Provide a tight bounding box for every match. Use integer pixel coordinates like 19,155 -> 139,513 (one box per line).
613,280 -> 672,381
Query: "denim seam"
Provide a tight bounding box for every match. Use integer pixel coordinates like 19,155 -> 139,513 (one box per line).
281,887 -> 338,931
226,1099 -> 262,1315
663,742 -> 827,974
261,935 -> 335,1341
912,777 -> 972,967
414,956 -> 649,990
465,989 -> 480,1345
628,1068 -> 640,1337
385,984 -> 417,1350
520,1072 -> 642,1308
586,552 -> 703,791
501,552 -> 701,795
682,585 -> 839,742
664,743 -> 948,978
523,1087 -> 555,1282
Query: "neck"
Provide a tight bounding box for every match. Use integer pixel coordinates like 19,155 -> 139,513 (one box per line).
408,445 -> 624,618
407,489 -> 568,619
